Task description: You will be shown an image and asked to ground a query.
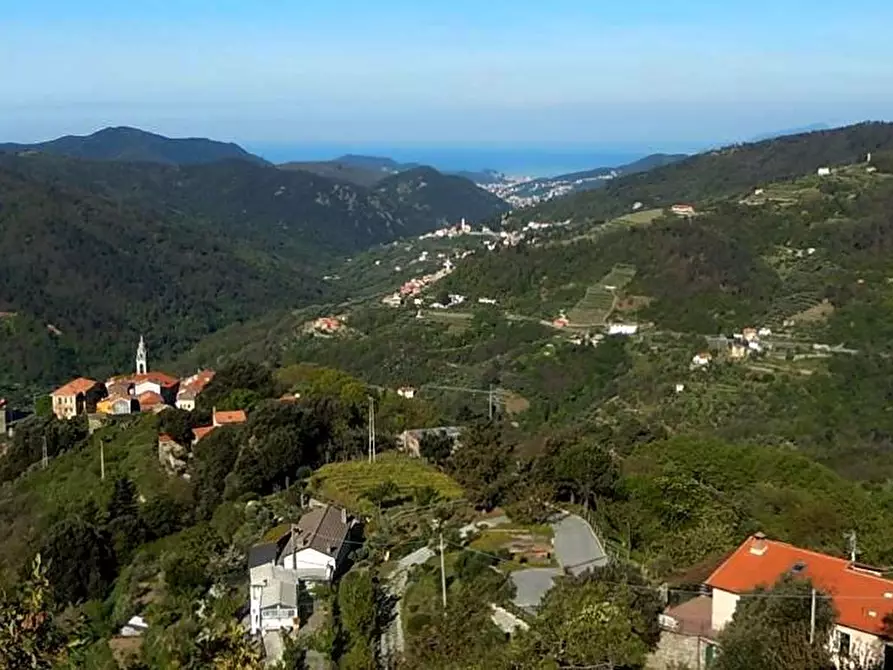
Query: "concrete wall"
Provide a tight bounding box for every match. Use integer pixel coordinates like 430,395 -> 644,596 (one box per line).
648,632 -> 715,670
711,589 -> 740,631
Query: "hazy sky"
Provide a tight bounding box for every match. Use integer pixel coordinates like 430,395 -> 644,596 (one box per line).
3,0 -> 892,147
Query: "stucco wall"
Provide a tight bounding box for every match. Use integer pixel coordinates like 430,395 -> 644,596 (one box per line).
832,623 -> 885,668
711,589 -> 740,631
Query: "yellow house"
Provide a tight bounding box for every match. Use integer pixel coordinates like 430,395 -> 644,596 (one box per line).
97,396 -> 135,415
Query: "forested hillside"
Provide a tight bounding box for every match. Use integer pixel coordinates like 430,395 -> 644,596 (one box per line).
375,166 -> 510,229
0,149 -> 505,396
525,121 -> 893,222
0,162 -> 326,392
0,126 -> 267,166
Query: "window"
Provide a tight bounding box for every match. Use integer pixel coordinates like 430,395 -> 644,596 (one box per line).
705,643 -> 717,667
838,630 -> 851,657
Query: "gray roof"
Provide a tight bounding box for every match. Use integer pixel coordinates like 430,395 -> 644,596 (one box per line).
248,542 -> 279,569
282,505 -> 352,559
260,579 -> 297,609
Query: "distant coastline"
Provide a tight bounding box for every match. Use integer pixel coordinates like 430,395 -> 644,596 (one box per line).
245,142 -> 699,179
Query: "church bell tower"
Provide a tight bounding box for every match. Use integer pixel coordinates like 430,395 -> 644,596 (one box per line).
136,335 -> 148,375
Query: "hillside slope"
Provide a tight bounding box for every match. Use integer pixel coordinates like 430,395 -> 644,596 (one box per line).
375,166 -> 510,230
525,121 -> 893,222
0,160 -> 326,393
0,126 -> 267,166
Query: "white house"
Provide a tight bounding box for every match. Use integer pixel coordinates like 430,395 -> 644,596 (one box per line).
706,534 -> 893,668
691,352 -> 712,367
397,387 -> 417,399
607,323 -> 638,336
818,166 -> 832,176
248,505 -> 355,635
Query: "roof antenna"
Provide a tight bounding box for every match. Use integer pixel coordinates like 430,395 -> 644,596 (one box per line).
847,530 -> 858,563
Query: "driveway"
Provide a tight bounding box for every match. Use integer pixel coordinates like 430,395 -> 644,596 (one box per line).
511,567 -> 561,612
552,513 -> 608,575
510,513 -> 607,612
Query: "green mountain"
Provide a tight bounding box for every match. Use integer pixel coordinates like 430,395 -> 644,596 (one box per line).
0,126 -> 267,166
0,157 -> 328,395
0,150 -> 506,396
279,159 -> 390,187
374,166 -> 510,228
524,121 -> 893,222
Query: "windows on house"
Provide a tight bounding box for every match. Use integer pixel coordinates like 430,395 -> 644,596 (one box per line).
837,630 -> 851,657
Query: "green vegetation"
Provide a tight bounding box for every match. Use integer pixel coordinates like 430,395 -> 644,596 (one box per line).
0,146 -> 507,398
521,121 -> 893,223
310,452 -> 463,510
566,264 -> 636,326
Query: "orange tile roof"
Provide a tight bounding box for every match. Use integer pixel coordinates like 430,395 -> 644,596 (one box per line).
706,534 -> 893,636
193,425 -> 217,442
53,377 -> 99,397
214,409 -> 247,425
158,433 -> 175,443
137,390 -> 165,408
109,372 -> 179,388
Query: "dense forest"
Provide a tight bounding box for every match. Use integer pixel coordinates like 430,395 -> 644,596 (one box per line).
0,126 -> 269,166
0,146 -> 507,397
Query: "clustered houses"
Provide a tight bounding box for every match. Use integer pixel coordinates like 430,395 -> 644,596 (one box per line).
248,504 -> 355,634
50,336 -> 215,420
653,534 -> 893,670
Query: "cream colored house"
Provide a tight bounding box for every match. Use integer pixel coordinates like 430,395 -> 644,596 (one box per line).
706,534 -> 893,669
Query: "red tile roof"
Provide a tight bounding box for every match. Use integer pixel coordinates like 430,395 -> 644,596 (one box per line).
52,377 -> 99,397
706,534 -> 893,636
214,409 -> 247,425
177,370 -> 215,398
137,390 -> 165,408
192,425 -> 217,442
109,372 -> 179,388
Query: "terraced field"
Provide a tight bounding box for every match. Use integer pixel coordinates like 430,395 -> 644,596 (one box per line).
567,264 -> 637,327
310,452 -> 464,509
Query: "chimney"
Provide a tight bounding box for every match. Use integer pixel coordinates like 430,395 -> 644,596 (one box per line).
341,507 -> 347,524
750,532 -> 768,556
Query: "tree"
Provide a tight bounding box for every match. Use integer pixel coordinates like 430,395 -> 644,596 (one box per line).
196,618 -> 264,670
141,495 -> 188,540
362,479 -> 401,511
40,516 -> 116,606
551,438 -> 617,511
713,576 -> 836,670
420,431 -> 454,467
0,555 -> 85,669
34,395 -> 52,417
512,577 -> 651,669
338,571 -> 379,640
448,423 -> 514,509
158,407 -> 194,446
197,360 -> 278,411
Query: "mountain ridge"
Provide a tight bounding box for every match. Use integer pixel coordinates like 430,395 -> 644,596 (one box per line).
0,126 -> 268,166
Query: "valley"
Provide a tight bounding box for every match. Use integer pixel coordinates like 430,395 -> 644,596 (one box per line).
6,122 -> 893,669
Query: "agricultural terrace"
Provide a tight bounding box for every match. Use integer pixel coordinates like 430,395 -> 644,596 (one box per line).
567,264 -> 637,327
309,452 -> 464,510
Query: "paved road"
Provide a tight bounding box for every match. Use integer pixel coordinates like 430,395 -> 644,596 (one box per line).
511,513 -> 607,612
552,513 -> 608,575
380,546 -> 435,668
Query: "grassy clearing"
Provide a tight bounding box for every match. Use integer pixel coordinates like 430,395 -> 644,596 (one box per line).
613,208 -> 663,226
567,264 -> 637,327
468,524 -> 556,571
309,452 -> 464,509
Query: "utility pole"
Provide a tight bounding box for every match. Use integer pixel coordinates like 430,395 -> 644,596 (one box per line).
809,588 -> 817,644
367,395 -> 376,463
847,530 -> 858,563
41,436 -> 48,470
439,530 -> 447,610
100,439 -> 105,481
488,384 -> 494,420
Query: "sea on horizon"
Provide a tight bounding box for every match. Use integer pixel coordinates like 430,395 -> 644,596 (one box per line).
244,142 -> 695,179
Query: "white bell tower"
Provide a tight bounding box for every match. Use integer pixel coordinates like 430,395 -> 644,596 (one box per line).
136,335 -> 148,375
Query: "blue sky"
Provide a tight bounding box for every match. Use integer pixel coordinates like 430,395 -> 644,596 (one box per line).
2,0 -> 892,150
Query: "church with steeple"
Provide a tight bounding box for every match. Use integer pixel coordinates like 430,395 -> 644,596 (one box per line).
136,335 -> 148,375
